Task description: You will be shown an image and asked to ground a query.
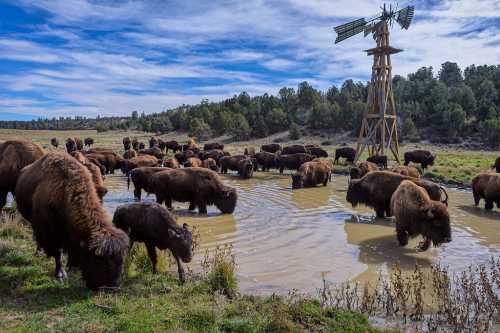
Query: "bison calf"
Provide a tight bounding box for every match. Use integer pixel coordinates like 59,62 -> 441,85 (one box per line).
113,203 -> 193,282
391,180 -> 451,251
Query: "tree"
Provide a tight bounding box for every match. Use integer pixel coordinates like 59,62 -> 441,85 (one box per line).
438,62 -> 463,87
402,117 -> 418,139
188,118 -> 212,141
131,111 -> 139,120
475,79 -> 498,120
289,122 -> 301,140
481,118 -> 500,148
229,114 -> 251,141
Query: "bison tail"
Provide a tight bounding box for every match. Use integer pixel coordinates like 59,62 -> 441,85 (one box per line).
439,186 -> 449,206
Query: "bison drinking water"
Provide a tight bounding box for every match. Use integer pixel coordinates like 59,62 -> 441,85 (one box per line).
291,161 -> 331,189
113,203 -> 193,282
391,180 -> 451,251
0,140 -> 45,210
150,168 -> 238,214
404,150 -> 435,169
472,173 -> 500,210
15,152 -> 129,290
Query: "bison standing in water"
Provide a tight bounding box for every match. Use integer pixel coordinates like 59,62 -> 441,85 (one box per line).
334,147 -> 356,164
404,150 -> 435,169
472,173 -> 500,210
391,180 -> 451,251
0,140 -> 45,210
113,203 -> 193,282
276,153 -> 315,174
121,155 -> 159,175
292,161 -> 331,189
220,155 -> 254,178
151,168 -> 238,214
346,171 -> 448,218
86,150 -> 124,174
254,151 -> 277,172
128,167 -> 170,200
15,152 -> 129,290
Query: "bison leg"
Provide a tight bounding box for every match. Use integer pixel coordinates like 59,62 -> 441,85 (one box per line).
134,188 -> 142,201
375,207 -> 385,218
164,197 -> 172,210
54,249 -> 67,280
472,189 -> 480,206
485,200 -> 494,210
155,193 -> 164,205
188,202 -> 196,211
279,167 -> 284,174
396,229 -> 408,246
198,201 -> 207,214
145,243 -> 158,274
418,238 -> 431,251
385,207 -> 392,217
174,254 -> 186,283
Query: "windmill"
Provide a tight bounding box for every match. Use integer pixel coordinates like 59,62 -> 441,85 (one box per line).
334,3 -> 415,163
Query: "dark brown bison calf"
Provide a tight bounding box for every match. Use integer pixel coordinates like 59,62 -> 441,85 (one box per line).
366,155 -> 387,169
292,161 -> 330,189
334,147 -> 356,164
261,143 -> 281,154
349,161 -> 378,180
404,150 -> 435,169
0,140 -> 45,210
128,167 -> 170,200
15,152 -> 129,290
150,168 -> 238,214
472,173 -> 500,210
113,203 -> 193,282
391,180 -> 451,251
346,171 -> 448,218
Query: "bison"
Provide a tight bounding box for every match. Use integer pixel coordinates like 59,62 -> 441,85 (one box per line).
346,171 -> 448,218
84,137 -> 94,148
65,138 -> 78,153
139,142 -> 146,150
121,155 -> 159,175
149,137 -> 159,148
202,158 -> 219,172
203,142 -> 224,151
276,153 -> 315,174
199,149 -> 225,164
139,147 -> 164,159
184,157 -> 203,168
113,203 -> 193,282
391,180 -> 451,251
71,152 -> 107,200
150,168 -> 238,214
175,150 -> 198,164
164,140 -> 181,153
15,152 -> 129,290
492,156 -> 500,173
50,138 -> 59,148
128,167 -> 170,200
366,155 -> 387,169
334,147 -> 356,164
261,143 -> 282,154
123,149 -> 137,160
254,151 -> 277,172
349,161 -> 378,180
472,173 -> 500,210
0,140 -> 45,210
282,145 -> 309,155
123,137 -> 131,151
220,155 -> 254,178
391,165 -> 422,178
404,150 -> 435,169
86,151 -> 124,174
308,147 -> 328,158
163,157 -> 180,169
291,161 -> 330,189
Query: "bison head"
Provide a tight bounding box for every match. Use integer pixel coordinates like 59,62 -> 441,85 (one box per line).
291,174 -> 303,189
215,186 -> 238,214
427,154 -> 436,166
239,160 -> 254,179
346,179 -> 365,207
167,223 -> 193,263
421,203 -> 451,247
66,138 -> 77,153
349,167 -> 363,180
82,227 -> 129,290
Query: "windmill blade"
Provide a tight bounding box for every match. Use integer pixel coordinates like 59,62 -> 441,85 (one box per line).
334,18 -> 366,34
396,5 -> 414,29
335,23 -> 367,43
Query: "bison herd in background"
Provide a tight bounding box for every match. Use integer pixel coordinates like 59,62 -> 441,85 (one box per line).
0,135 -> 498,291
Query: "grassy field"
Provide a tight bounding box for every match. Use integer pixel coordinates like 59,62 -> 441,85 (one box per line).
1,128 -> 497,186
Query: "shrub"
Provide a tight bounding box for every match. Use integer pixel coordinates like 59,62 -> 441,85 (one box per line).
202,245 -> 238,298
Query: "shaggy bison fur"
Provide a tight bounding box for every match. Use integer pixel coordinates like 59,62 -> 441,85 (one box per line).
151,168 -> 238,214
139,147 -> 164,159
123,137 -> 131,151
184,157 -> 203,168
472,173 -> 500,210
349,161 -> 378,180
113,203 -> 193,282
0,140 -> 45,209
123,149 -> 137,160
202,158 -> 219,172
128,167 -> 170,200
366,155 -> 387,169
276,153 -> 315,174
15,152 -> 129,290
86,151 -> 124,174
282,145 -> 309,155
174,150 -> 198,164
71,152 -> 107,200
334,147 -> 356,164
261,143 -> 282,154
391,180 -> 451,251
308,147 -> 328,158
121,155 -> 159,175
404,150 -> 435,169
292,161 -> 330,189
164,140 -> 181,153
391,165 -> 422,178
220,155 -> 254,178
163,157 -> 180,169
254,151 -> 277,171
65,138 -> 82,153
346,171 -> 448,218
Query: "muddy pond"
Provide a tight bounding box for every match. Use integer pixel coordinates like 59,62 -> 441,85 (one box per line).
103,171 -> 500,295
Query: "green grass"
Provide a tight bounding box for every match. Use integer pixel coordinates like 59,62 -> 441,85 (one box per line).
0,218 -> 393,333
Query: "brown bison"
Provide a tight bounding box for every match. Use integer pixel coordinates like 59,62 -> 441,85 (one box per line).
50,138 -> 59,148
391,165 -> 422,178
131,138 -> 138,150
71,152 -> 107,200
391,180 -> 451,251
163,157 -> 180,169
175,150 -> 198,164
346,171 -> 448,218
220,155 -> 254,178
349,161 -> 379,180
472,173 -> 500,210
244,147 -> 256,156
492,157 -> 500,173
139,142 -> 146,150
123,149 -> 137,160
254,151 -> 277,172
202,158 -> 219,172
404,150 -> 435,169
292,161 -> 331,189
277,153 -> 315,174
308,147 -> 328,158
86,151 -> 124,174
261,143 -> 282,154
84,137 -> 94,148
123,137 -> 131,151
282,145 -> 309,155
312,158 -> 334,173
366,155 -> 387,169
199,149 -> 226,164
204,142 -> 224,151
334,147 -> 356,164
128,167 -> 170,200
15,152 -> 129,290
164,140 -> 181,153
121,155 -> 159,175
0,140 -> 45,209
149,137 -> 159,148
65,138 -> 78,153
139,147 -> 164,159
151,168 -> 238,214
113,203 -> 192,282
184,157 -> 203,168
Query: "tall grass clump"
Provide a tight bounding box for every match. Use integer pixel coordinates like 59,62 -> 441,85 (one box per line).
202,244 -> 238,298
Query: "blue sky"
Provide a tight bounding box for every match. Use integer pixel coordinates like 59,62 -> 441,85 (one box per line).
0,0 -> 499,119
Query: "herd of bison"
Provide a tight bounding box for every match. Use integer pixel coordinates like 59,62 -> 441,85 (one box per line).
0,135 -> 499,291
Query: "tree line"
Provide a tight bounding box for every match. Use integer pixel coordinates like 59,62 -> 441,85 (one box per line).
1,62 -> 499,147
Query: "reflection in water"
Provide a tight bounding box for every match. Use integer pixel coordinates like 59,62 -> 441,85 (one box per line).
102,172 -> 500,295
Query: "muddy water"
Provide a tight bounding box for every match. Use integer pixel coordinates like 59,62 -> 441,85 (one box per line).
102,172 -> 500,295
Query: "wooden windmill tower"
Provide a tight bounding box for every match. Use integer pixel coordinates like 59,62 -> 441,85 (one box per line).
334,4 -> 415,163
